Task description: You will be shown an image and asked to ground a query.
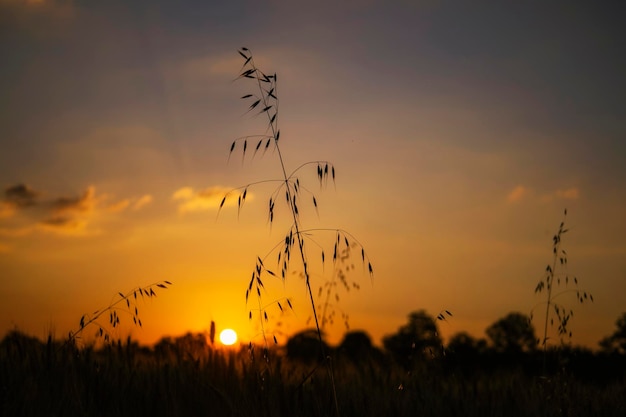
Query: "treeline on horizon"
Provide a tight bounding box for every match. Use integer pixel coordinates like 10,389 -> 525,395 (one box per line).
2,309 -> 626,417
2,308 -> 626,377
3,308 -> 626,356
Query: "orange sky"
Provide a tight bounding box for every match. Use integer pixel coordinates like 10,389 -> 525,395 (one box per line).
1,0 -> 625,350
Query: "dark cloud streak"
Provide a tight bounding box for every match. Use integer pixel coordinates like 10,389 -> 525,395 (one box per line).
1,183 -> 148,235
50,187 -> 95,213
4,184 -> 39,208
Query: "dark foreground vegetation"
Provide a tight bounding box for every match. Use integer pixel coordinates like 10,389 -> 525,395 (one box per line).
2,327 -> 625,417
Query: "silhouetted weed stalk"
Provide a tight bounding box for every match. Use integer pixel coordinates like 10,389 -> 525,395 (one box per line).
220,47 -> 373,415
68,281 -> 172,347
317,242 -> 363,332
530,209 -> 593,368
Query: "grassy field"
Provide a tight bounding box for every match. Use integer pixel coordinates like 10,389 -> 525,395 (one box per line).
2,331 -> 624,417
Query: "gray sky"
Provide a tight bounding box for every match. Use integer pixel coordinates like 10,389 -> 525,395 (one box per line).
1,0 -> 625,348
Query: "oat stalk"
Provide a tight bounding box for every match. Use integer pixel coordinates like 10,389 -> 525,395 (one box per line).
66,280 -> 172,347
530,209 -> 593,372
222,47 -> 373,416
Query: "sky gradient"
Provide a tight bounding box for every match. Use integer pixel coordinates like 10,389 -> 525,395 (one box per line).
1,0 -> 625,349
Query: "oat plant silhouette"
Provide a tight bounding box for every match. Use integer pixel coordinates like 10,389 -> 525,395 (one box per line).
67,281 -> 172,347
530,209 -> 593,371
317,242 -> 363,333
219,47 -> 373,416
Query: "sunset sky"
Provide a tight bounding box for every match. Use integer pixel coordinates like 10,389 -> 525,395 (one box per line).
1,0 -> 625,349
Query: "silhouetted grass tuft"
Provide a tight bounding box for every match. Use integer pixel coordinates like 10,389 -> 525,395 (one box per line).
1,330 -> 625,417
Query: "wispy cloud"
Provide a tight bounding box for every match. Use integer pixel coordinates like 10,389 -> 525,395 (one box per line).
1,183 -> 44,217
506,185 -> 581,204
107,199 -> 131,213
104,194 -> 153,213
506,185 -> 529,204
555,187 -> 580,200
4,184 -> 39,208
541,187 -> 581,203
40,186 -> 100,234
0,183 -> 153,237
172,186 -> 240,214
50,185 -> 98,214
132,194 -> 153,211
39,216 -> 91,235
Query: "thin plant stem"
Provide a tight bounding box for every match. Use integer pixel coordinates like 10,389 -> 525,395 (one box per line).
248,53 -> 341,417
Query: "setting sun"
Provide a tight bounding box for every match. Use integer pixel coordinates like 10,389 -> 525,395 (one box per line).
219,329 -> 237,346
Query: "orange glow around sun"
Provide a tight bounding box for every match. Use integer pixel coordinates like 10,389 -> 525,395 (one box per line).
219,329 -> 238,345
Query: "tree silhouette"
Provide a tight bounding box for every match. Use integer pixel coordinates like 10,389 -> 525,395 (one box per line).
382,310 -> 442,367
447,331 -> 487,357
486,312 -> 537,354
338,330 -> 379,363
286,329 -> 329,364
599,312 -> 626,354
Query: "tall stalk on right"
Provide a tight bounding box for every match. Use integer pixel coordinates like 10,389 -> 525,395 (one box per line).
531,209 -> 593,372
